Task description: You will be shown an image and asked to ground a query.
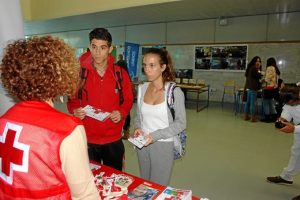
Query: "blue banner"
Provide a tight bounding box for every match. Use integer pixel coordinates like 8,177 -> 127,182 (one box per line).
124,42 -> 139,79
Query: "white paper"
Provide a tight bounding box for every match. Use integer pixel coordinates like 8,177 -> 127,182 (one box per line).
83,105 -> 110,121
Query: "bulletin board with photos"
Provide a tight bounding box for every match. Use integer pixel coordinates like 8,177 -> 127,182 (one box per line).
195,45 -> 248,71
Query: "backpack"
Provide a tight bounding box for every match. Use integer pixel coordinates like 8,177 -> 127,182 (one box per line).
78,65 -> 124,105
166,82 -> 187,160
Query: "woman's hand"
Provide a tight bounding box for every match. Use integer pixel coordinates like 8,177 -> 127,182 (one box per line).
143,134 -> 153,146
133,128 -> 143,138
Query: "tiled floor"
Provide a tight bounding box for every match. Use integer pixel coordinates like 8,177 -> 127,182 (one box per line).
123,102 -> 300,200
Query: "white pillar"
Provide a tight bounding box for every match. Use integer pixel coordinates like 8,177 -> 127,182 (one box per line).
0,0 -> 24,115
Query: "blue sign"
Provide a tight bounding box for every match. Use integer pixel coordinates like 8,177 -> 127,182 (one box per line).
124,42 -> 140,79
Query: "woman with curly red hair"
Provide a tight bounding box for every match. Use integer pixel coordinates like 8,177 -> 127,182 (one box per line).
0,36 -> 100,199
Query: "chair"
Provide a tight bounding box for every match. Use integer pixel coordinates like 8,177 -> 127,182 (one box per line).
182,78 -> 189,84
221,80 -> 236,108
188,79 -> 197,85
197,79 -> 206,86
175,78 -> 181,84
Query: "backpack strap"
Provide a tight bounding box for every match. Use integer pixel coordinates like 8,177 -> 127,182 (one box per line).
113,65 -> 124,105
78,67 -> 89,105
167,82 -> 177,120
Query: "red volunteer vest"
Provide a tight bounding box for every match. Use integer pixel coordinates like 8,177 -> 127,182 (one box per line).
0,101 -> 82,199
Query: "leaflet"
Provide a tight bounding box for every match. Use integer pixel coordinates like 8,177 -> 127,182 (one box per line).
128,135 -> 147,149
83,105 -> 110,121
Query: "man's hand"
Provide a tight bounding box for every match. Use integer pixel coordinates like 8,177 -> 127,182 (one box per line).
109,110 -> 122,123
279,121 -> 295,134
73,107 -> 86,120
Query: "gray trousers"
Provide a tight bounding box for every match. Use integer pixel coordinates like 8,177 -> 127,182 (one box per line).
136,141 -> 174,186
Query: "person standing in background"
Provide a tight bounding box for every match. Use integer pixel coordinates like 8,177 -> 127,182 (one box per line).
116,54 -> 131,140
0,36 -> 100,199
67,28 -> 133,171
133,48 -> 186,185
243,56 -> 263,122
261,57 -> 281,122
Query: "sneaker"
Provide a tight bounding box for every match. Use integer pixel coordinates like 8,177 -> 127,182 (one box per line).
266,176 -> 293,184
292,194 -> 300,200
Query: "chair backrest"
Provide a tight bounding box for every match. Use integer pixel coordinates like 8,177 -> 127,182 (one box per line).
188,79 -> 197,85
175,78 -> 181,84
182,78 -> 189,84
223,80 -> 235,94
197,79 -> 206,86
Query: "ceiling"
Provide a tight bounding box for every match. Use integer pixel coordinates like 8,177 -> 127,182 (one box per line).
24,0 -> 300,35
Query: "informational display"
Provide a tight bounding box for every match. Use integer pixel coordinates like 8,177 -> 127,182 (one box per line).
195,45 -> 248,70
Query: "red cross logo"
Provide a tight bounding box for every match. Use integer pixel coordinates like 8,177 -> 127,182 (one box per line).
0,122 -> 30,185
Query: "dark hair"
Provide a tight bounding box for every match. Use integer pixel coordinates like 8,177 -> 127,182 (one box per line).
89,28 -> 112,46
143,48 -> 175,83
266,57 -> 281,76
245,56 -> 261,77
280,84 -> 300,104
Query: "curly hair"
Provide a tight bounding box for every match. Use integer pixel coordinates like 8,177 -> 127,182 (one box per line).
1,36 -> 80,101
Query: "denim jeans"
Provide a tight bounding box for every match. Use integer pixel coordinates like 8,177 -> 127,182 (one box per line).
263,99 -> 276,115
244,89 -> 257,116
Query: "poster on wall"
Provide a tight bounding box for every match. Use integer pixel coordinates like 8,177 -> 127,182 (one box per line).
124,42 -> 140,79
195,45 -> 248,70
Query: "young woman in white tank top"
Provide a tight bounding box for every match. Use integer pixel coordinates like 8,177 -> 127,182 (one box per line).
133,48 -> 186,185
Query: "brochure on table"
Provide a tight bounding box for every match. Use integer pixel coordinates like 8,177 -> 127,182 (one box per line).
89,163 -> 205,200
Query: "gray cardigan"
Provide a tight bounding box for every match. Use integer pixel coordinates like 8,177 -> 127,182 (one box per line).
134,82 -> 186,142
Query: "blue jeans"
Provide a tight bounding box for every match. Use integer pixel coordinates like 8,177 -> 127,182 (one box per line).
263,99 -> 276,115
244,89 -> 257,116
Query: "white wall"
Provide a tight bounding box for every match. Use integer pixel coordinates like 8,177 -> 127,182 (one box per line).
26,13 -> 300,102
0,0 -> 24,115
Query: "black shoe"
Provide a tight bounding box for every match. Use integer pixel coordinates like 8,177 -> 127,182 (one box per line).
267,176 -> 293,184
292,195 -> 300,200
292,194 -> 300,200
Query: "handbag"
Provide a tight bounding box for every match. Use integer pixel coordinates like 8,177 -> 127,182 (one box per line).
167,82 -> 187,160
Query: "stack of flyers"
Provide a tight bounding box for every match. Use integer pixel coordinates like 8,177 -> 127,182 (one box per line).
93,172 -> 134,200
83,105 -> 110,121
156,186 -> 192,200
128,183 -> 160,200
128,135 -> 147,149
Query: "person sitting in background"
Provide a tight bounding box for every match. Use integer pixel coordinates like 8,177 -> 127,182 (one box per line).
0,36 -> 100,199
261,57 -> 281,122
266,84 -> 300,200
243,56 -> 264,122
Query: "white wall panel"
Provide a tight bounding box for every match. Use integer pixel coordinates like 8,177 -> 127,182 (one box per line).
125,23 -> 166,45
66,30 -> 90,48
268,12 -> 300,41
108,26 -> 126,45
215,15 -> 267,43
167,19 -> 215,44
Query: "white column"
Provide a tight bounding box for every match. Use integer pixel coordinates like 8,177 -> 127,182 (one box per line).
0,0 -> 24,115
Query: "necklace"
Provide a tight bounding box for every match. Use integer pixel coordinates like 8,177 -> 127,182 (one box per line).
150,83 -> 164,92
